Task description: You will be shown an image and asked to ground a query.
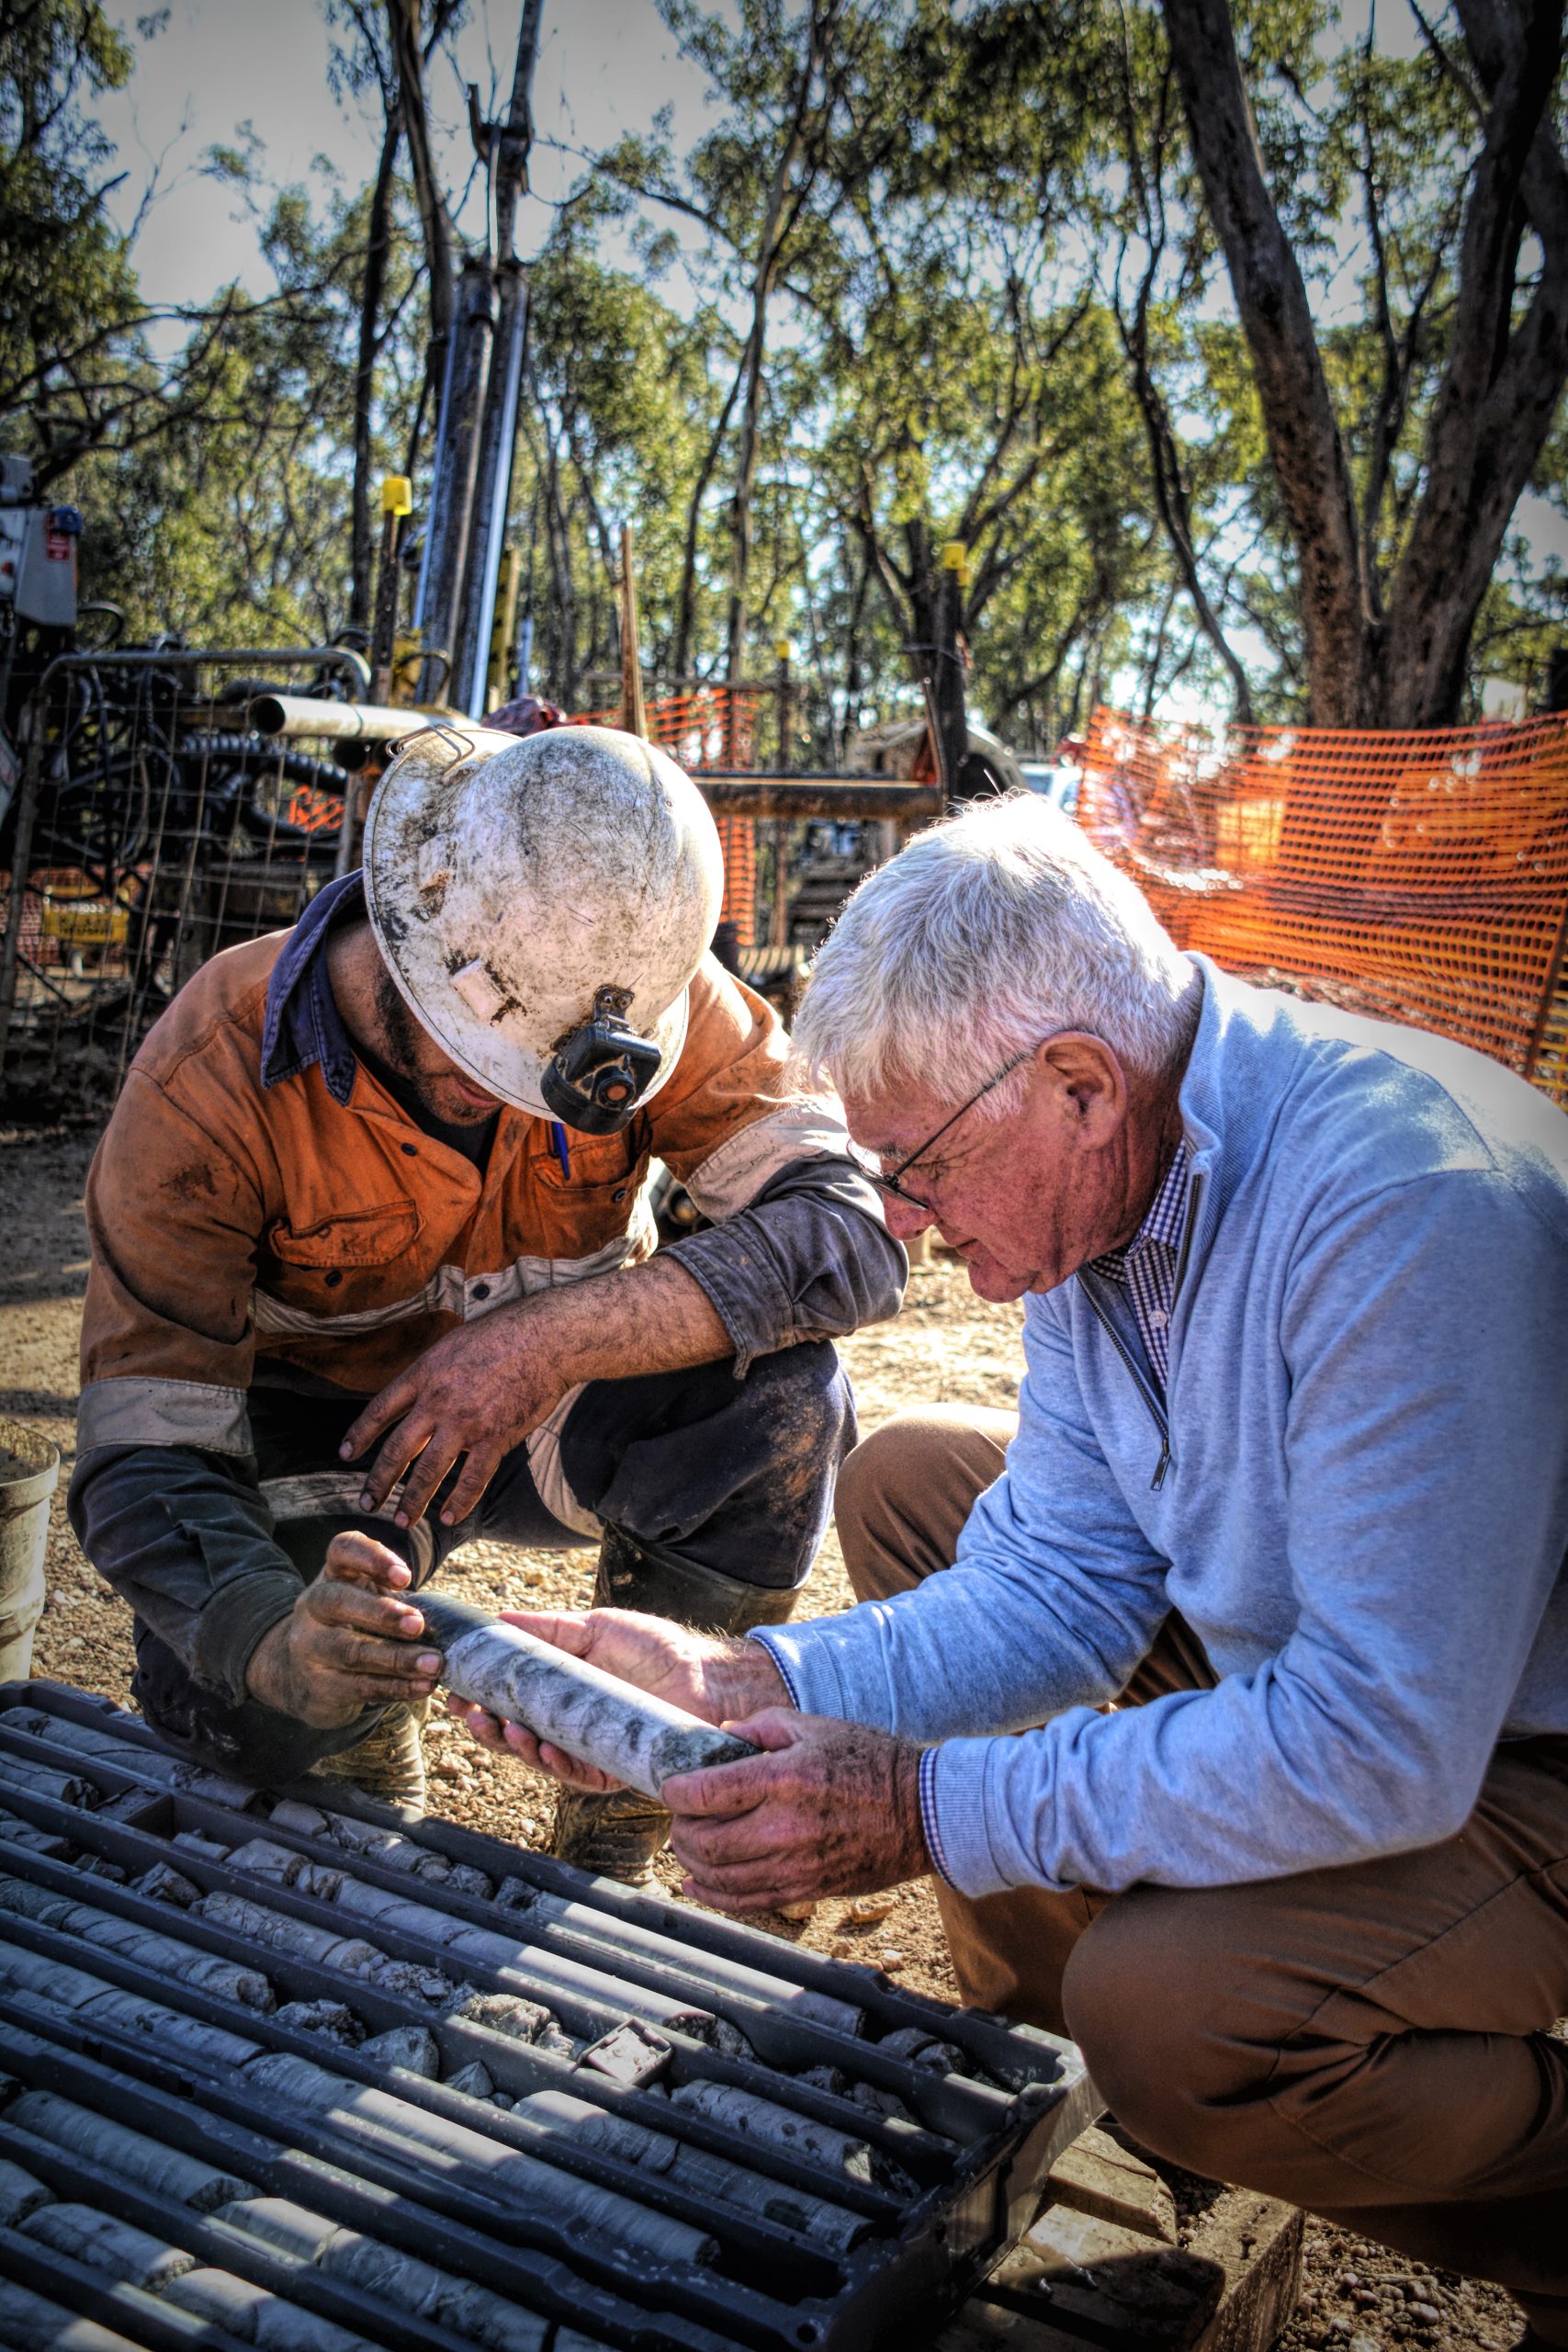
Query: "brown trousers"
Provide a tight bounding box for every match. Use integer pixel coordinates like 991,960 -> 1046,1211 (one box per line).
835,1408 -> 1568,2332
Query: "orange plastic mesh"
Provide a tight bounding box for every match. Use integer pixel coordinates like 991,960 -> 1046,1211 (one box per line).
579,684 -> 766,772
579,684 -> 768,943
1076,707 -> 1568,1105
710,815 -> 757,939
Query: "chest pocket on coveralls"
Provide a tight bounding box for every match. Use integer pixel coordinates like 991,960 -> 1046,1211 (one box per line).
525,1129 -> 651,1260
267,1200 -> 423,1288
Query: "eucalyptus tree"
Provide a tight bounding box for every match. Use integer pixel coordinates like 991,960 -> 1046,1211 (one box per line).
516,202 -> 732,704
593,0 -> 1160,764
70,166 -> 429,645
321,0 -> 468,624
1116,0 -> 1568,726
596,0 -> 942,682
0,0 -> 244,494
795,1 -> 1167,776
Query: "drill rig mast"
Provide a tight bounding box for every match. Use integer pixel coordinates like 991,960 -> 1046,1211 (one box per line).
409,0 -> 544,716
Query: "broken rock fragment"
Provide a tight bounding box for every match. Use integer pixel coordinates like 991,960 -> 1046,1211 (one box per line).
275,1998 -> 366,2046
578,2018 -> 671,2089
360,2024 -> 442,2078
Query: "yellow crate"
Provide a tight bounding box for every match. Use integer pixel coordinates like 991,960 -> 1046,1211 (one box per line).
34,869 -> 133,955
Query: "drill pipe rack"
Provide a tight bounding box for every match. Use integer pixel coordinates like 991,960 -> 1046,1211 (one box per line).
0,1677 -> 1095,2352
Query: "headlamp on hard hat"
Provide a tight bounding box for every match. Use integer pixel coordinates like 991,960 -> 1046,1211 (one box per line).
541,985 -> 662,1135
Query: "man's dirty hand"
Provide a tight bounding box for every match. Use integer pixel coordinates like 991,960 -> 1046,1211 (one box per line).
661,1711 -> 928,1915
245,1531 -> 443,1728
338,1301 -> 568,1530
446,1607 -> 790,1789
338,1260 -> 732,1531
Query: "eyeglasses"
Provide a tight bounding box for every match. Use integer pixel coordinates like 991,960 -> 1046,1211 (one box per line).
847,1043 -> 1043,1210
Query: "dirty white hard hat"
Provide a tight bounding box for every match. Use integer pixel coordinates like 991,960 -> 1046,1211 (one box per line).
363,721 -> 724,1128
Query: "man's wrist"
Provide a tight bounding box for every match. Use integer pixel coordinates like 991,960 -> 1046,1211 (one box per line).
244,1613 -> 297,1713
199,1570 -> 304,1709
707,1636 -> 793,1723
893,1740 -> 931,1882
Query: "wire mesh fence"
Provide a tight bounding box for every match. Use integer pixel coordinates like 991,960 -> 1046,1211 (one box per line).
1077,706 -> 1568,1107
582,680 -> 767,775
0,649 -> 372,1104
0,665 -> 787,1106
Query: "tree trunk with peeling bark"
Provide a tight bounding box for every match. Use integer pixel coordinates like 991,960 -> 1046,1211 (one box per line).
1159,0 -> 1568,729
388,0 -> 453,438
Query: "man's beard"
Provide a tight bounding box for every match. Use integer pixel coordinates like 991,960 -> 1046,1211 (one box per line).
372,968 -> 496,1128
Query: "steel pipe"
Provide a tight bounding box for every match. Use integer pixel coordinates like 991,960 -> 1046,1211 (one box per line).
245,695 -> 437,745
459,263 -> 530,718
417,1593 -> 757,1801
414,259 -> 498,707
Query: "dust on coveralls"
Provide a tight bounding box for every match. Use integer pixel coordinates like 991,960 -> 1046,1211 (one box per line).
69,875 -> 904,1783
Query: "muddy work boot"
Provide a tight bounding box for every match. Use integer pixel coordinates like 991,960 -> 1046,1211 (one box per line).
550,1526 -> 798,1885
310,1699 -> 429,1815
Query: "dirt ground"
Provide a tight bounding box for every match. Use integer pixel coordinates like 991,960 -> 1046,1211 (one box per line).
0,1123 -> 1531,2352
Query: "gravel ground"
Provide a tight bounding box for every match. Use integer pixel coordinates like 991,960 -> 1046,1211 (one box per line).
0,1121 -> 1532,2350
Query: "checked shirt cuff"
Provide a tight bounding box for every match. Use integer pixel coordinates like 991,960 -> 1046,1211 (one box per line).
918,1746 -> 958,1887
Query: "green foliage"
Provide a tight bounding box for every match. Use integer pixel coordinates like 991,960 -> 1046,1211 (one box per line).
0,0 -> 140,482
2,0 -> 1559,728
66,163 -> 428,646
519,196 -> 737,700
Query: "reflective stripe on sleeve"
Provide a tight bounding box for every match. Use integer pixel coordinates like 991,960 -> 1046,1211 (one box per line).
524,1385 -> 602,1540
251,1218 -> 656,1340
76,1377 -> 253,1459
259,1472 -> 436,1580
681,1100 -> 852,1221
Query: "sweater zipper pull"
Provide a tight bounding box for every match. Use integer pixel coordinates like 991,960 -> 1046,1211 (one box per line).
1150,1437 -> 1171,1491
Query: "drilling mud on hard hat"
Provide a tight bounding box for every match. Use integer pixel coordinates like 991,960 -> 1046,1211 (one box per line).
360,721 -> 723,1122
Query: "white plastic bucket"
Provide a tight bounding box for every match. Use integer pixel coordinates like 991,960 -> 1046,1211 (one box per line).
0,1416 -> 60,1682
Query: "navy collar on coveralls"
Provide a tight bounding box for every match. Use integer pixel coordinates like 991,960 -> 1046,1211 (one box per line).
259,869 -> 367,1104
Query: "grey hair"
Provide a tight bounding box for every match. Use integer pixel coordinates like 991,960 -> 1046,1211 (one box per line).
794,792 -> 1200,1108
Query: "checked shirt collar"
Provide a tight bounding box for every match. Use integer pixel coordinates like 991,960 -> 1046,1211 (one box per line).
1083,1136 -> 1192,1389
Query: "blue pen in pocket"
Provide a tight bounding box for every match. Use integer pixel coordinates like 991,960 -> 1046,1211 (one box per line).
550,1121 -> 571,1177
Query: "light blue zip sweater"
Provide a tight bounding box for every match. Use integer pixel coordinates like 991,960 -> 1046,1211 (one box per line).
759,958 -> 1568,1896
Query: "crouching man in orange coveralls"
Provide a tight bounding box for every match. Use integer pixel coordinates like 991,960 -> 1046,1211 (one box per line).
70,725 -> 904,1879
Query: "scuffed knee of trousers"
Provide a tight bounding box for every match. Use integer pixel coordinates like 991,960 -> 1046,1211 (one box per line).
834,1417 -> 932,1598
745,1336 -> 854,1458
1062,1887 -> 1282,2180
735,1339 -> 855,1559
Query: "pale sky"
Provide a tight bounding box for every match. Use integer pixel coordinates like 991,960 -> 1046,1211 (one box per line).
98,0 -> 716,305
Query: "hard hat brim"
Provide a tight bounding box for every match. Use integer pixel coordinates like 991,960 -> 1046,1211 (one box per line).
361,723 -> 694,1120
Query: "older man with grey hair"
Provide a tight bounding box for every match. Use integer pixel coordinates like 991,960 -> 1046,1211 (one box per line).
452,794 -> 1568,2344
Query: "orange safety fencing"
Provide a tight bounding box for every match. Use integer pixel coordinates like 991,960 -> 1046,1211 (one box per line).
580,683 -> 766,774
581,683 -> 768,941
1077,707 -> 1568,1106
